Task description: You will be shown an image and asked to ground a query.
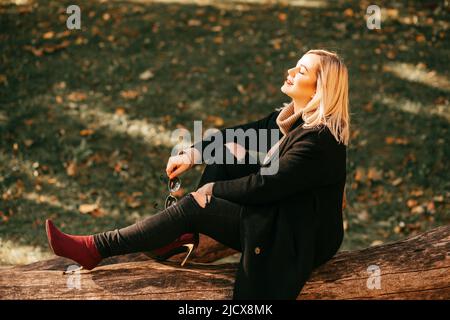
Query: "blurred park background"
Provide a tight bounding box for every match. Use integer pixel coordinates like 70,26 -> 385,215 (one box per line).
0,0 -> 448,266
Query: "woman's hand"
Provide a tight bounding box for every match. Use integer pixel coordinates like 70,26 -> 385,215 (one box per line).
196,182 -> 214,196
166,147 -> 201,180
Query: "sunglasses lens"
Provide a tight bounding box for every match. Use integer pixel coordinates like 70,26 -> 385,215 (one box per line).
168,177 -> 181,192
165,195 -> 177,208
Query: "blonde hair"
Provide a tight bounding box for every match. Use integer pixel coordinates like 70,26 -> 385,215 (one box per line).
284,49 -> 350,146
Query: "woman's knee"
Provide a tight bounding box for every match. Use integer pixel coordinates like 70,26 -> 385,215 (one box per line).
189,192 -> 211,209
224,142 -> 246,162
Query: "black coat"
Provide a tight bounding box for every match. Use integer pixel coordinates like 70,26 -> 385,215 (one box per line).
193,108 -> 347,299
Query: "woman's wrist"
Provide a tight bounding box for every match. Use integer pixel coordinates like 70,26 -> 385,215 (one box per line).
178,147 -> 201,168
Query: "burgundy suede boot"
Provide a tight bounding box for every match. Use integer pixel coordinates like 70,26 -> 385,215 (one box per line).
45,219 -> 102,270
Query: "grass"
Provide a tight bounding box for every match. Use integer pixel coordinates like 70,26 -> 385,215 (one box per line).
0,0 -> 448,265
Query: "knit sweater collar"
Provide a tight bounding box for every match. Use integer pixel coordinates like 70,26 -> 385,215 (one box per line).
276,102 -> 304,136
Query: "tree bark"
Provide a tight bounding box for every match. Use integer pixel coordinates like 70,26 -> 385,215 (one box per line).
0,226 -> 448,300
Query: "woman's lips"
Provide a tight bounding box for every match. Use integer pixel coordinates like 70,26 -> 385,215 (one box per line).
285,79 -> 293,85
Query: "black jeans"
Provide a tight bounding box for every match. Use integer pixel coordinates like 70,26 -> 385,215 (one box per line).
93,146 -> 260,258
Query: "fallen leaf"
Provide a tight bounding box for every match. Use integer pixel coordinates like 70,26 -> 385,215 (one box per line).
411,189 -> 424,197
416,34 -> 426,43
75,36 -> 87,45
270,38 -> 282,50
236,84 -> 246,94
367,167 -> 383,181
55,81 -> 66,89
79,203 -> 98,214
406,199 -> 418,208
66,161 -> 77,177
115,107 -> 126,115
41,40 -> 71,54
56,30 -> 71,39
43,31 -> 54,39
411,205 -> 425,215
213,36 -> 223,44
23,45 -> 43,57
386,8 -> 399,18
114,160 -> 128,173
426,201 -> 436,214
126,197 -> 142,209
206,115 -> 224,127
385,136 -> 395,145
344,8 -> 354,17
120,90 -> 139,99
0,74 -> 7,85
354,167 -> 365,182
188,19 -> 201,26
357,210 -> 369,222
90,208 -> 105,218
392,177 -> 402,186
67,92 -> 87,102
80,129 -> 95,136
278,13 -> 287,21
24,139 -> 33,147
386,50 -> 396,59
139,70 -> 154,81
370,240 -> 383,247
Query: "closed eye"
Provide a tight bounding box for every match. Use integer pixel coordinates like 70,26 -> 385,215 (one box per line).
297,66 -> 306,75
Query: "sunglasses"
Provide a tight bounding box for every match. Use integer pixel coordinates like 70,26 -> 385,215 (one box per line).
159,174 -> 181,209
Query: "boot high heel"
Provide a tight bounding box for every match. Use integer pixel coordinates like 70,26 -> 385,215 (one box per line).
146,232 -> 199,267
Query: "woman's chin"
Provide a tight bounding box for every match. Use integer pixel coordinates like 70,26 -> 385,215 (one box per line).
280,86 -> 292,97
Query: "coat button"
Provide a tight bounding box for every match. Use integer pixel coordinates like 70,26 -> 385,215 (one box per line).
254,246 -> 261,255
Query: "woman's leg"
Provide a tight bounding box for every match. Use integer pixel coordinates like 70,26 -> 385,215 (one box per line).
46,144 -> 256,268
196,143 -> 260,189
93,193 -> 243,258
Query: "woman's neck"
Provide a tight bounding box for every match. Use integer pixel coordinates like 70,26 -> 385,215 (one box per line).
293,98 -> 309,114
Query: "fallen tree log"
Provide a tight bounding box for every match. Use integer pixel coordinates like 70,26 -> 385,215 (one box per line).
0,225 -> 448,299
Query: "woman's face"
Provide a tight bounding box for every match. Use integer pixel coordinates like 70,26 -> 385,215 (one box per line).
281,53 -> 320,103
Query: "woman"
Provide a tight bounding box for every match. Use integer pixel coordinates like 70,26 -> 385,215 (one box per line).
45,49 -> 349,300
